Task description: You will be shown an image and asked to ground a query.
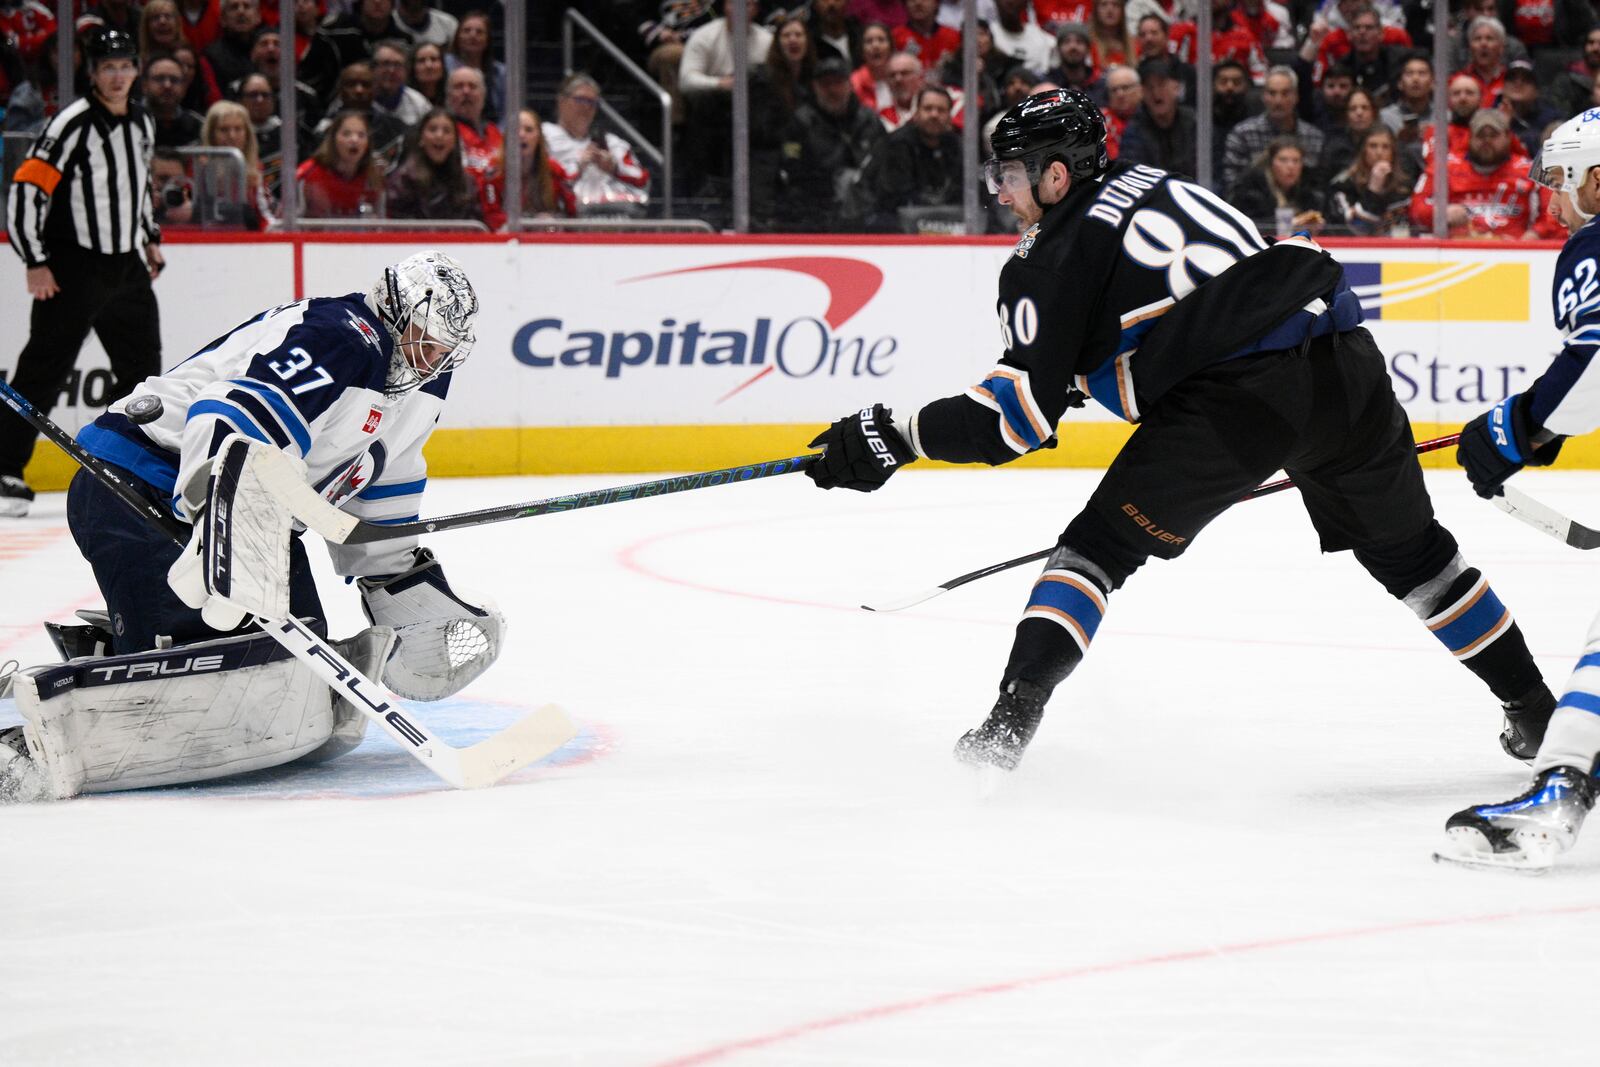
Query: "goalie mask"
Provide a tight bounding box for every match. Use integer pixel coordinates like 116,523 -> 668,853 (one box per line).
358,548 -> 505,700
369,251 -> 480,395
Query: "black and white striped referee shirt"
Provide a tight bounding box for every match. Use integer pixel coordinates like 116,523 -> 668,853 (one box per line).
6,94 -> 159,268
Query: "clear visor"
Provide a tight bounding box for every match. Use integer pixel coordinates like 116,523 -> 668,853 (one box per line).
1530,150 -> 1564,191
983,158 -> 1034,195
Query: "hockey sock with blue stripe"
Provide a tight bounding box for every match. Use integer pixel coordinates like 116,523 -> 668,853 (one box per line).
1000,566 -> 1110,692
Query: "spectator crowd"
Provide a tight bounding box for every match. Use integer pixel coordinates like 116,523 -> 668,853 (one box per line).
2,0 -> 577,229
3,0 -> 1596,236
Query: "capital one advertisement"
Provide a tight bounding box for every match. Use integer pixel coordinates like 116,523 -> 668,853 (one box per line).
1335,247 -> 1556,425
394,239 -> 1556,434
2,236 -> 1567,459
305,241 -> 1005,430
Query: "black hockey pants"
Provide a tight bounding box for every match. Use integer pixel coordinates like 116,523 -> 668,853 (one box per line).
1000,327 -> 1544,705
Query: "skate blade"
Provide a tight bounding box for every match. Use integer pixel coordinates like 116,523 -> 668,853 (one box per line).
1432,827 -> 1556,873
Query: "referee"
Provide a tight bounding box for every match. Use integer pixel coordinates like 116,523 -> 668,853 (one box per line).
2,27 -> 164,518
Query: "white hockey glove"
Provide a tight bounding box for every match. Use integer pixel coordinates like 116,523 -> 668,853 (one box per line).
167,434 -> 303,630
358,548 -> 506,700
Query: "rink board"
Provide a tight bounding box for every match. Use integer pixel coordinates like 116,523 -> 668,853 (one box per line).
0,234 -> 1587,488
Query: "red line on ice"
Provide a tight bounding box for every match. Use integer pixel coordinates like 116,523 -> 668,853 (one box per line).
615,522 -> 864,615
612,521 -> 1580,659
650,903 -> 1600,1066
0,591 -> 107,658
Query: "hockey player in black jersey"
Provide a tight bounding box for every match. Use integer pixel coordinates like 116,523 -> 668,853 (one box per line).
806,88 -> 1556,773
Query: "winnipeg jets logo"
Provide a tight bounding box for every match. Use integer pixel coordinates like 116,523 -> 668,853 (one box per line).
348,312 -> 382,350
324,461 -> 369,504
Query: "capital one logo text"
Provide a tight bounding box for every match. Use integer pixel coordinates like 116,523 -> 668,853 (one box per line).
511,256 -> 897,398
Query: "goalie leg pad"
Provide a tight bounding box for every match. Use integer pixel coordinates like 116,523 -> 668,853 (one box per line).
359,548 -> 505,700
10,626 -> 395,798
299,625 -> 393,764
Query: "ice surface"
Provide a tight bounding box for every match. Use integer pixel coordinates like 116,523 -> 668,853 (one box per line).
4,468 -> 1600,1066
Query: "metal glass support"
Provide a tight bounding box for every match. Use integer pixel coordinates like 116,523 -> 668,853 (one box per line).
561,9 -> 675,219
962,0 -> 980,234
1431,0 -> 1450,238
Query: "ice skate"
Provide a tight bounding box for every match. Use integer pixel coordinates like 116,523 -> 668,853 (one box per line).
954,680 -> 1048,772
1434,766 -> 1596,871
0,726 -> 47,804
1500,688 -> 1554,762
0,475 -> 33,518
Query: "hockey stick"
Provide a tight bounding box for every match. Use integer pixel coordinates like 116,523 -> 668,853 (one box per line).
0,380 -> 573,789
862,431 -> 1463,613
249,453 -> 818,546
1494,484 -> 1600,550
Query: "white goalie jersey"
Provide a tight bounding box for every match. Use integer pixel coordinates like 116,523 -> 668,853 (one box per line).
77,293 -> 446,577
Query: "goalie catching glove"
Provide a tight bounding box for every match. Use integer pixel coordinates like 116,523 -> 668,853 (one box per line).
358,548 -> 505,700
167,434 -> 301,629
807,404 -> 916,492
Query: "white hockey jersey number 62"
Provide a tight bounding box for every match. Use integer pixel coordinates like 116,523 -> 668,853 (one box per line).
1557,257 -> 1599,324
266,346 -> 335,396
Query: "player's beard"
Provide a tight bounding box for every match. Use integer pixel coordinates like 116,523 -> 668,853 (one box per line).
1011,195 -> 1044,227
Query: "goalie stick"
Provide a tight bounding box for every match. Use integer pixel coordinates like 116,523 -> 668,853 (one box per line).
0,380 -> 573,790
862,432 -> 1463,613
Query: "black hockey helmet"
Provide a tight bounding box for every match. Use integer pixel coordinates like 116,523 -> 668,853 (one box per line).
985,87 -> 1108,196
83,27 -> 138,70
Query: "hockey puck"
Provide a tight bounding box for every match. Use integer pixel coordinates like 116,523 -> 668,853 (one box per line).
125,395 -> 163,424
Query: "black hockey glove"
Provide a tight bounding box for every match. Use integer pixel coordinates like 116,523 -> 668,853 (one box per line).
806,404 -> 916,492
1457,393 -> 1566,499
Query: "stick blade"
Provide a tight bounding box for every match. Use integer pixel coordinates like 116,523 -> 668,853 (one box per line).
454,704 -> 576,789
861,585 -> 948,613
1495,486 -> 1600,549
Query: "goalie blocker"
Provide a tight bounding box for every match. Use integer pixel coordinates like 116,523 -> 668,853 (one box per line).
71,432 -> 505,701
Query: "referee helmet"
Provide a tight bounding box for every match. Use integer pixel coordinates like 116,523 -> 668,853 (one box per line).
83,27 -> 138,70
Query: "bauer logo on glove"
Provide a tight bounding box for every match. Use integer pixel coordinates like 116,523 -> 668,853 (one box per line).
807,403 -> 917,493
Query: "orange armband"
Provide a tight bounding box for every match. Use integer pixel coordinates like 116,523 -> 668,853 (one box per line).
13,158 -> 62,195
